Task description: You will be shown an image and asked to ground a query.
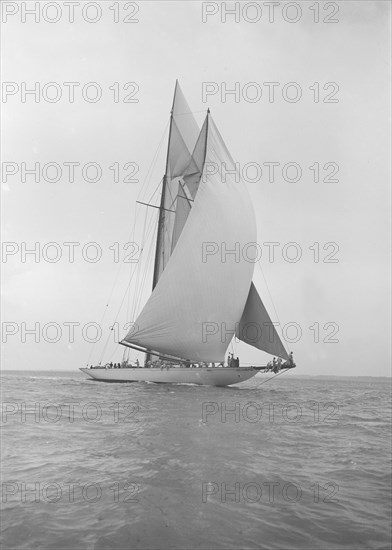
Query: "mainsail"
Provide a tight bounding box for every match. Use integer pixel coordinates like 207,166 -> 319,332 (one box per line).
122,84 -> 288,362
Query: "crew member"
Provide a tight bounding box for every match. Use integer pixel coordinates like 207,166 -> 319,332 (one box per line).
272,357 -> 277,373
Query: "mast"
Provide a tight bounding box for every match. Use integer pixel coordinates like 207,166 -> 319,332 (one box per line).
145,82 -> 178,363
151,80 -> 178,290
151,176 -> 167,289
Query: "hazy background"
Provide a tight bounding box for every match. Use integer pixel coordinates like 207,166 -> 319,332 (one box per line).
2,1 -> 390,375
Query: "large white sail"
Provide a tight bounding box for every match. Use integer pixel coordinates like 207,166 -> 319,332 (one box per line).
123,114 -> 256,361
236,282 -> 289,360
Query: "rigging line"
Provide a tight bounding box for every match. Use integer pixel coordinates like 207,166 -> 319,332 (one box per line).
142,187 -> 165,245
178,180 -> 193,209
130,204 -> 160,320
129,154 -> 165,245
130,204 -> 148,322
98,247 -> 145,364
91,123 -> 169,366
254,367 -> 291,388
126,125 -> 166,254
256,259 -> 284,334
134,214 -> 157,316
125,253 -> 134,334
146,176 -> 165,207
128,206 -> 146,325
98,326 -> 116,365
166,181 -> 177,211
142,222 -> 156,287
87,177 -> 146,366
127,209 -> 139,304
134,234 -> 150,315
130,182 -> 159,245
160,175 -> 183,212
87,125 -> 166,365
254,203 -> 287,342
132,207 -> 149,321
129,179 -> 168,322
137,119 -> 170,202
132,206 -> 155,304
86,243 -> 137,366
132,202 -> 159,319
134,250 -> 152,320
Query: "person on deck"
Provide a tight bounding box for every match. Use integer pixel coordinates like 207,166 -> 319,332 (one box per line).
272,357 -> 277,373
135,358 -> 140,367
277,357 -> 283,372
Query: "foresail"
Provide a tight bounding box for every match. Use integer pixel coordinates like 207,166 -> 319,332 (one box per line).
236,282 -> 289,360
123,114 -> 257,361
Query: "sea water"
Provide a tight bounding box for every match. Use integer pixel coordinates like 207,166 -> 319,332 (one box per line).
1,371 -> 391,550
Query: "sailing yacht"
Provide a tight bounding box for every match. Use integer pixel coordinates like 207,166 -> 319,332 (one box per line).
80,81 -> 295,386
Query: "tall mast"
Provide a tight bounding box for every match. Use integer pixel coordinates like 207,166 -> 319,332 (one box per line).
145,82 -> 178,364
151,80 -> 178,290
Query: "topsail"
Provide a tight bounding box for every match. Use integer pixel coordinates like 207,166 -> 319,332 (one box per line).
153,81 -> 200,286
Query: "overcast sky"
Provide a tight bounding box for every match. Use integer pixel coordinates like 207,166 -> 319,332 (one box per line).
2,1 -> 390,376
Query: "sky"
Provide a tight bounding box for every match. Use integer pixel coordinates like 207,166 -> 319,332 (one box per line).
1,0 -> 391,376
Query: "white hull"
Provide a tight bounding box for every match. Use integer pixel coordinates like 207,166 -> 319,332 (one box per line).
80,366 -> 259,386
